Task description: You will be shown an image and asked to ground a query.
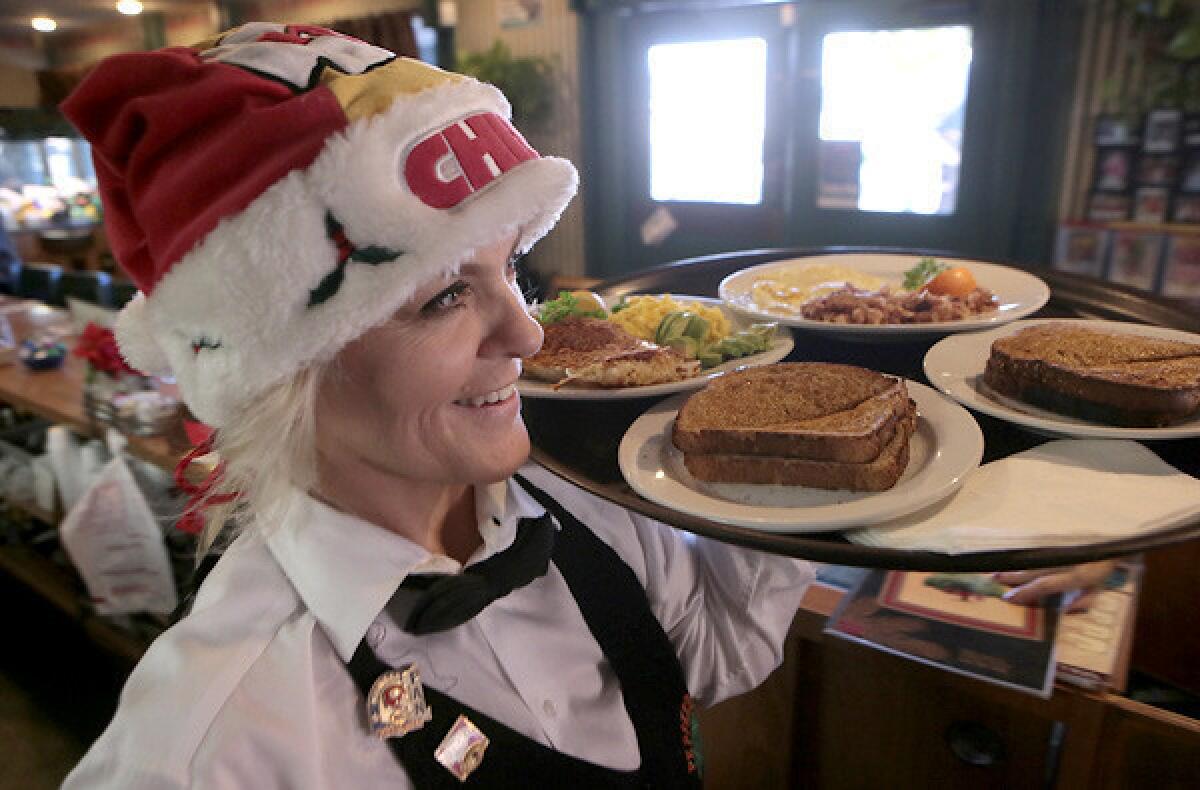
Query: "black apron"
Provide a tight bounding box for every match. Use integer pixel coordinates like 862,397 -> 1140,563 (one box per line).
345,474 -> 704,788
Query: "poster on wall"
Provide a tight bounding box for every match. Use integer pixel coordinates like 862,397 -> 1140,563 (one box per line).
1143,108 -> 1183,153
1133,186 -> 1170,224
1107,231 -> 1165,291
499,0 -> 543,28
1172,194 -> 1200,223
1135,154 -> 1180,187
1161,233 -> 1200,298
1179,149 -> 1200,194
1091,146 -> 1136,192
1184,112 -> 1200,146
1054,224 -> 1110,277
1094,114 -> 1140,146
1085,192 -> 1131,222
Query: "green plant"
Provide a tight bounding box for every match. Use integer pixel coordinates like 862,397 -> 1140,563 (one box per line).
455,41 -> 555,128
1103,0 -> 1200,112
1128,0 -> 1200,58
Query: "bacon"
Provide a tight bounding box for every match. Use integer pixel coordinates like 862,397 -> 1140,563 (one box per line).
799,286 -> 998,325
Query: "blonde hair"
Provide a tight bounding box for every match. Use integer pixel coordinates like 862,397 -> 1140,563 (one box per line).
193,364 -> 323,553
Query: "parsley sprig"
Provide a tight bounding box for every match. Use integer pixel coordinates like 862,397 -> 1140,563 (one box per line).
902,257 -> 950,290
536,291 -> 608,325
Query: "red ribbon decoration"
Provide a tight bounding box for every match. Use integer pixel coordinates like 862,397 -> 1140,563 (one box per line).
173,430 -> 238,535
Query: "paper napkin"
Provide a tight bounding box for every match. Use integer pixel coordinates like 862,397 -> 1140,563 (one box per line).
848,439 -> 1200,553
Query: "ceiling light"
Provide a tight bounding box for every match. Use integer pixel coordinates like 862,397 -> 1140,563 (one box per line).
116,0 -> 144,15
31,17 -> 57,32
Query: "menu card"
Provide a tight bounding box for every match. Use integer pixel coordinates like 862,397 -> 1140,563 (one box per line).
1055,563 -> 1141,692
820,559 -> 1137,696
825,570 -> 1061,698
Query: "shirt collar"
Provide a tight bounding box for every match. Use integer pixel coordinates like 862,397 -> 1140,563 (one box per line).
265,479 -> 549,662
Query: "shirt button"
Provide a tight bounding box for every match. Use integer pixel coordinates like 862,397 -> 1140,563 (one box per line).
543,699 -> 557,718
366,623 -> 386,648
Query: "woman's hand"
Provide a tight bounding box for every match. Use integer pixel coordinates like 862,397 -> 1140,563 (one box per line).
993,560 -> 1119,612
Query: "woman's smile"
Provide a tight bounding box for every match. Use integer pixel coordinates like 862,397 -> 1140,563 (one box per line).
454,382 -> 519,408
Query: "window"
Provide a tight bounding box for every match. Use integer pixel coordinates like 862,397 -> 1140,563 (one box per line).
647,37 -> 768,205
817,26 -> 973,214
0,141 -> 48,190
0,137 -> 95,193
44,136 -> 95,194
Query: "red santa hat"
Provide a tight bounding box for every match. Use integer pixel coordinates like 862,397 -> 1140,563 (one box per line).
61,23 -> 577,429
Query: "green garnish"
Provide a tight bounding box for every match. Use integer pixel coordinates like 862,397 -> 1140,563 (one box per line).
658,318 -> 777,369
703,323 -> 776,368
903,257 -> 950,290
654,311 -> 709,346
536,291 -> 607,325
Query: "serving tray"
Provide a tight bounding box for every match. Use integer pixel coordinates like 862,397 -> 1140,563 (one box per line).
523,247 -> 1200,571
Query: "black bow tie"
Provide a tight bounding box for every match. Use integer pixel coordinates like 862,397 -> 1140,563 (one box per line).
397,512 -> 556,635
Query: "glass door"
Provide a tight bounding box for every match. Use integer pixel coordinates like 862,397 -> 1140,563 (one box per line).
633,3 -> 793,271
784,0 -> 1027,255
809,24 -> 973,216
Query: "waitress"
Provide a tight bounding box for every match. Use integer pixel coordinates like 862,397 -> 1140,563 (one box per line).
57,24 -> 811,787
59,23 -> 1110,788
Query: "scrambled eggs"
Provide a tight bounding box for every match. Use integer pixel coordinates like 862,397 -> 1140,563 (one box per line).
749,264 -> 887,315
610,295 -> 731,345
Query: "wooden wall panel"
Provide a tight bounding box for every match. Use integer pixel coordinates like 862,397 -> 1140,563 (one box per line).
1132,539 -> 1200,696
458,0 -> 587,280
1057,0 -> 1136,222
0,61 -> 40,107
254,0 -> 422,26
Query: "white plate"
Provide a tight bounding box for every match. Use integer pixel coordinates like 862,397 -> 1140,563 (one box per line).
924,318 -> 1200,440
617,381 -> 983,532
718,253 -> 1051,341
518,295 -> 794,400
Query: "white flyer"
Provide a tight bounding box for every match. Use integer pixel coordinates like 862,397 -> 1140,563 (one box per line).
59,454 -> 177,615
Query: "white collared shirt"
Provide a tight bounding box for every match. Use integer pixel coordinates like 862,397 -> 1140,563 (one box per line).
62,464 -> 813,788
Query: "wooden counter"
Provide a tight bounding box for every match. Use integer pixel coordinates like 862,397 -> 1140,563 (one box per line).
0,299 -> 186,663
0,301 -> 188,472
699,578 -> 1200,789
10,224 -> 110,272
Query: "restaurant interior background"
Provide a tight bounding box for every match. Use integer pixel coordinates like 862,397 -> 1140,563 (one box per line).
0,1 -> 1198,788
4,0 -> 1200,292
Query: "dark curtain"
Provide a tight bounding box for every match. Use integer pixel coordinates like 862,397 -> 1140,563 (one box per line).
330,11 -> 419,59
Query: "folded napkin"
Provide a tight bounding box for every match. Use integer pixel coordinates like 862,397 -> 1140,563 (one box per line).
848,439 -> 1200,554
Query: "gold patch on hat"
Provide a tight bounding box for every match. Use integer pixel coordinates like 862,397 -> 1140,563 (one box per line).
435,714 -> 489,782
327,58 -> 466,123
366,664 -> 432,738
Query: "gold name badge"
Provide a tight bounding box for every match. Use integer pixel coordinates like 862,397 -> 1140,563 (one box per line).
366,664 -> 433,739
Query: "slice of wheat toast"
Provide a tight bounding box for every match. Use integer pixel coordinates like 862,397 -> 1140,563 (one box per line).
989,323 -> 1200,367
672,362 -> 908,463
681,408 -> 916,491
984,324 -> 1200,427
